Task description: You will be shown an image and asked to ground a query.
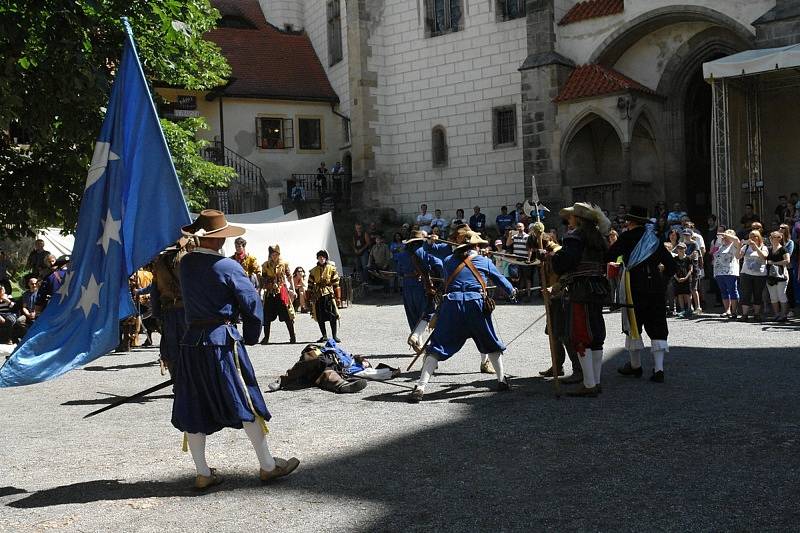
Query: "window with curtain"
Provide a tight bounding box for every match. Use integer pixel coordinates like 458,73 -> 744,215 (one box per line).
497,0 -> 525,21
299,118 -> 322,150
327,0 -> 343,65
424,0 -> 463,37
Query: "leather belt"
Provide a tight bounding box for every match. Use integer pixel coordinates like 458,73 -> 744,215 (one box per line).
189,318 -> 232,327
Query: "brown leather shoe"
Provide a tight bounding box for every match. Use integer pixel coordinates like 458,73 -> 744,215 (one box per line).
561,373 -> 583,385
565,385 -> 598,398
194,468 -> 223,491
480,359 -> 495,374
260,457 -> 300,483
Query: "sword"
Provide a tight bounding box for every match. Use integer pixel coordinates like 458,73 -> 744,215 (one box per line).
83,379 -> 174,419
348,372 -> 415,390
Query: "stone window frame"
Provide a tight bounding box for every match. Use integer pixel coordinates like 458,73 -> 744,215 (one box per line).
327,0 -> 343,66
255,115 -> 294,150
424,0 -> 464,38
297,115 -> 324,152
492,105 -> 517,149
432,125 -> 448,167
496,0 -> 525,22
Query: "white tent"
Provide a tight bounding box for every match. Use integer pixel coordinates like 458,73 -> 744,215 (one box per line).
703,43 -> 800,79
225,206 -> 286,224
38,228 -> 75,258
221,212 -> 342,274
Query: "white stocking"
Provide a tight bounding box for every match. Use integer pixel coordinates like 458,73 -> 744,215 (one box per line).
628,350 -> 642,369
487,352 -> 505,383
653,350 -> 665,373
243,421 -> 276,472
591,349 -> 603,385
186,433 -> 211,477
412,320 -> 428,338
417,355 -> 438,390
480,353 -> 489,364
577,351 -> 595,388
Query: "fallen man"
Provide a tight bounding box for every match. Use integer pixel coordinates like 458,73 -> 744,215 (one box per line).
268,339 -> 401,393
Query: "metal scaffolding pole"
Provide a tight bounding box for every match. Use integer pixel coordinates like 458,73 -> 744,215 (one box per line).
711,78 -> 732,227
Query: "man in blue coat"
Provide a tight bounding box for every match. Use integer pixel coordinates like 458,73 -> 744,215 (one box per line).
396,230 -> 443,350
409,231 -> 516,403
174,209 -> 299,490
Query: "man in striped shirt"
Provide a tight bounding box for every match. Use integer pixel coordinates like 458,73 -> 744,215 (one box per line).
506,222 -> 532,300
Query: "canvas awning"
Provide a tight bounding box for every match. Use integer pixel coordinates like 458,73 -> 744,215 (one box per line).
703,43 -> 800,79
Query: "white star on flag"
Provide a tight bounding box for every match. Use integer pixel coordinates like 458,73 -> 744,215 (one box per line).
76,274 -> 103,318
85,141 -> 120,190
54,270 -> 74,302
97,209 -> 122,253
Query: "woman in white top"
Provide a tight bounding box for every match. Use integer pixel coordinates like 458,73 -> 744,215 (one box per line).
712,229 -> 741,318
736,230 -> 768,320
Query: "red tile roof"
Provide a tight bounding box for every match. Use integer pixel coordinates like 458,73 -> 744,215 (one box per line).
205,0 -> 339,102
558,0 -> 624,26
553,64 -> 656,103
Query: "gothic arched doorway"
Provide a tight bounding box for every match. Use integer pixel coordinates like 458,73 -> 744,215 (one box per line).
563,113 -> 624,208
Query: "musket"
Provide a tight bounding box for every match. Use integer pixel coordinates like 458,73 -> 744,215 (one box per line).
83,379 -> 174,418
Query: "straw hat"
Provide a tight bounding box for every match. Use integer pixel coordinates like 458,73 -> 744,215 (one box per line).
182,209 -> 245,238
559,202 -> 611,234
454,231 -> 488,251
403,230 -> 427,244
718,229 -> 737,238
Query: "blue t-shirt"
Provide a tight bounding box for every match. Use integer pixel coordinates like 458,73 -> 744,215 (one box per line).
496,214 -> 513,234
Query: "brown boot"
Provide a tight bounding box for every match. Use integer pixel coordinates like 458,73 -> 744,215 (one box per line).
260,457 -> 300,483
566,385 -> 598,398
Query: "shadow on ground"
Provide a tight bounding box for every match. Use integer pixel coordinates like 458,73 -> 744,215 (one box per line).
10,346 -> 800,531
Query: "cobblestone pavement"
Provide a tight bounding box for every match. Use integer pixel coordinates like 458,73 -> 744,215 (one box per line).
0,297 -> 799,532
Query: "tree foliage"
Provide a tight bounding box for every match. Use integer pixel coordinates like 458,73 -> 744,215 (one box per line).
160,117 -> 235,212
0,0 -> 232,239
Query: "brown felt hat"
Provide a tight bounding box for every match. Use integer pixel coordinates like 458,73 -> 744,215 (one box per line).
182,209 -> 245,239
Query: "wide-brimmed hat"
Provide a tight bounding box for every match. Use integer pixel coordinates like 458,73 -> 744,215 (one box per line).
54,254 -> 70,267
718,229 -> 737,238
624,205 -> 650,223
403,230 -> 427,244
268,244 -> 281,255
560,202 -> 599,222
182,209 -> 245,239
449,223 -> 470,243
455,231 -> 488,251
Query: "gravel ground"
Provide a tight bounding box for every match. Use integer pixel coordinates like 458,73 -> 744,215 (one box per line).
0,297 -> 798,532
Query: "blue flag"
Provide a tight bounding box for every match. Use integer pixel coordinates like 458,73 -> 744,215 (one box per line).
0,21 -> 191,387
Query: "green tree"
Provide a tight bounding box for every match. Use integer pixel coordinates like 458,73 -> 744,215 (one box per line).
0,0 -> 233,239
160,117 -> 235,212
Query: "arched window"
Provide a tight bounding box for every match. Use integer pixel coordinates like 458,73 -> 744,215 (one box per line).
432,126 -> 448,168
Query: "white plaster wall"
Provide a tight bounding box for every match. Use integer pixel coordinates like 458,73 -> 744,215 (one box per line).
259,0 -> 305,31
301,0 -> 351,119
367,0 -> 528,226
156,89 -> 345,189
613,21 -> 713,89
556,0 -> 775,65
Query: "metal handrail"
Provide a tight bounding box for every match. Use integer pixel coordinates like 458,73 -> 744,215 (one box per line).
200,141 -> 269,214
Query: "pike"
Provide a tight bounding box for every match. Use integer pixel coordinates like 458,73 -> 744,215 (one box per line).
426,237 -> 539,264
83,379 -> 174,418
406,310 -> 547,371
531,174 -> 561,398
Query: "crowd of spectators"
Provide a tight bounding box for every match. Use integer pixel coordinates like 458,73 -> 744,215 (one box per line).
349,194 -> 800,321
